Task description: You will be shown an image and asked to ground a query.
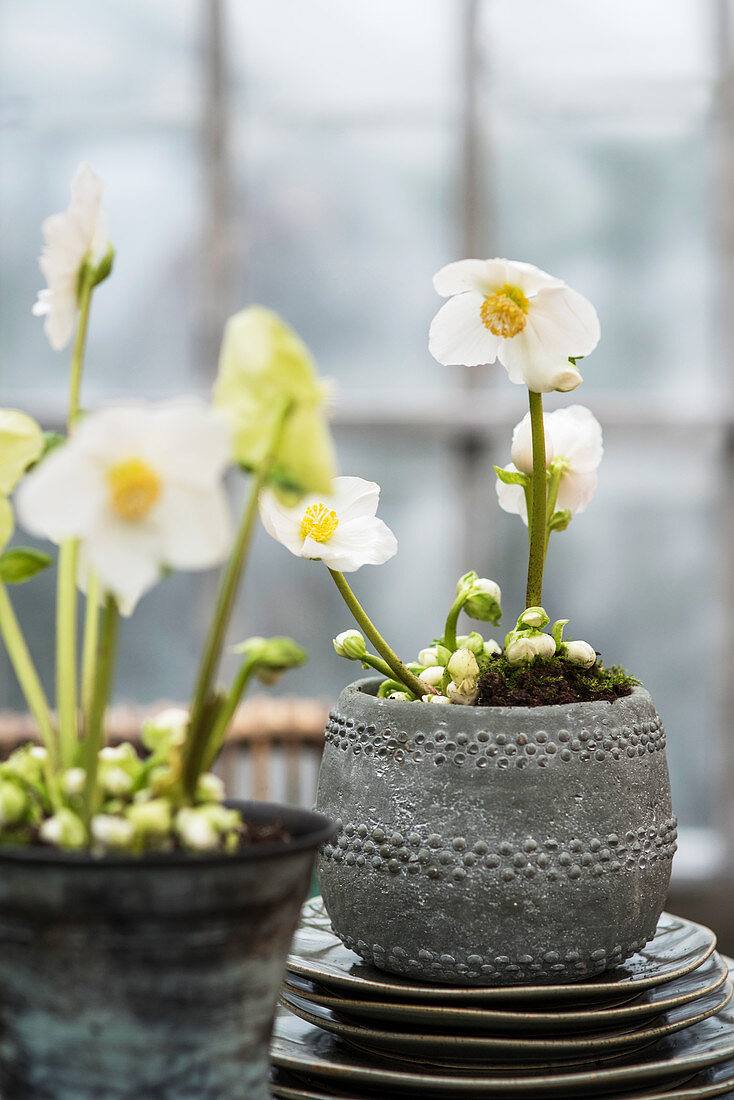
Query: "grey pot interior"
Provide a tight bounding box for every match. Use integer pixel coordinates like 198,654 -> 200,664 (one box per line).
316,678 -> 676,987
0,800 -> 335,1100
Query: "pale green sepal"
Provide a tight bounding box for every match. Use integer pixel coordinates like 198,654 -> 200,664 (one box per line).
549,508 -> 572,532
552,619 -> 569,648
0,410 -> 44,494
494,465 -> 529,488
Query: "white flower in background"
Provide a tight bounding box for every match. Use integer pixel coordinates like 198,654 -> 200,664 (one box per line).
32,163 -> 110,351
505,632 -> 556,666
496,406 -> 603,525
16,400 -> 233,614
429,258 -> 599,393
259,476 -> 397,573
561,639 -> 597,668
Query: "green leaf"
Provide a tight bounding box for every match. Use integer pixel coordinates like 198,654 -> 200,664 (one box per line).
0,548 -> 54,584
493,465 -> 529,487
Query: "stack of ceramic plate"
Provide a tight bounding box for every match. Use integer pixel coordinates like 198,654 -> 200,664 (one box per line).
270,897 -> 734,1099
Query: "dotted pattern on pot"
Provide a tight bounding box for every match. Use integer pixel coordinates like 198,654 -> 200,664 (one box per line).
320,818 -> 678,883
334,928 -> 653,984
323,711 -> 667,769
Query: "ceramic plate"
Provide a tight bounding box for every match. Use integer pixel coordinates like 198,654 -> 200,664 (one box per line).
269,1057 -> 734,1100
289,898 -> 717,1006
279,976 -> 732,1060
283,950 -> 729,1035
270,957 -> 734,1096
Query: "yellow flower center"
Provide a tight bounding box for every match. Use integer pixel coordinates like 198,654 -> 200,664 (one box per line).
300,502 -> 339,544
480,284 -> 529,339
107,458 -> 162,522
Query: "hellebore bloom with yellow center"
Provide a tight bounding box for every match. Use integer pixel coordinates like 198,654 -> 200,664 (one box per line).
259,476 -> 397,572
214,305 -> 337,501
16,400 -> 233,614
429,258 -> 600,394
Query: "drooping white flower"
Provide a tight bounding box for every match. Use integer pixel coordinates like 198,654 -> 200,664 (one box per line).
429,258 -> 599,393
32,163 -> 110,351
496,406 -> 603,525
16,400 -> 233,614
259,476 -> 397,573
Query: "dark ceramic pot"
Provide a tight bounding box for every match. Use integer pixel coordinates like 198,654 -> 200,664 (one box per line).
316,679 -> 677,987
0,800 -> 334,1100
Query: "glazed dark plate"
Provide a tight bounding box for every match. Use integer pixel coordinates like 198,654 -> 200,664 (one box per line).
279,977 -> 732,1061
283,951 -> 729,1035
289,899 -> 716,1007
269,956 -> 734,1096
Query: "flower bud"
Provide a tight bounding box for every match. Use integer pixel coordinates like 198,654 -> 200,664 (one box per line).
196,772 -> 226,803
456,632 -> 485,656
30,746 -> 47,761
333,630 -> 367,660
175,808 -> 220,852
142,707 -> 189,751
91,814 -> 137,852
554,364 -> 583,392
388,691 -> 411,701
99,744 -> 137,764
517,606 -> 550,630
422,693 -> 451,705
62,767 -> 86,798
447,681 -> 479,706
0,781 -> 27,825
561,640 -> 597,669
464,578 -> 502,625
200,803 -> 241,833
126,798 -> 172,839
505,632 -> 556,666
101,766 -> 133,797
419,665 -> 445,687
418,646 -> 438,667
447,648 -> 479,685
484,639 -> 501,657
40,809 -> 86,850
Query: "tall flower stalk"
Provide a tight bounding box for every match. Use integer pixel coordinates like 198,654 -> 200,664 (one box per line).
526,391 -> 548,608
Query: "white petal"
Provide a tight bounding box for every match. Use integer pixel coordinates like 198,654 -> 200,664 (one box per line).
502,260 -> 564,297
496,326 -> 576,393
429,292 -> 500,367
85,520 -> 161,615
556,469 -> 598,515
72,405 -> 152,462
315,516 -> 398,572
144,402 -> 232,487
495,477 -> 528,525
329,477 -> 381,522
510,413 -> 553,474
156,484 -> 232,569
258,490 -> 305,556
433,259 -> 506,297
546,406 -> 603,472
15,448 -> 104,542
527,285 -> 600,359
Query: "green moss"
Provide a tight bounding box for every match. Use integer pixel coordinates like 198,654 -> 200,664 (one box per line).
475,654 -> 637,708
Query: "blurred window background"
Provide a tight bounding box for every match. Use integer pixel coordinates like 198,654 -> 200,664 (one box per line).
1,1 -> 733,920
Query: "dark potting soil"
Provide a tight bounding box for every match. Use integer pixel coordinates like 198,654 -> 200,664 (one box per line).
239,818 -> 292,846
474,656 -> 636,708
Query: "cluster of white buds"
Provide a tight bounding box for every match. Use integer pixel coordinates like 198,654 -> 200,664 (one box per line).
504,607 -> 556,666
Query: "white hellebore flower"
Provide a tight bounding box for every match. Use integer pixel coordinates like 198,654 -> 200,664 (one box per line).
16,401 -> 233,614
505,633 -> 556,666
429,258 -> 599,393
497,406 -> 603,525
562,640 -> 597,669
259,476 -> 397,573
33,163 -> 110,351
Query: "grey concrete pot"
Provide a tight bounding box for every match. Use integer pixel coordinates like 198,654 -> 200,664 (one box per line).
316,678 -> 676,987
0,800 -> 335,1100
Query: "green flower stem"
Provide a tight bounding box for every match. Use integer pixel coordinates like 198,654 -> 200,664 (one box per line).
55,269 -> 96,773
361,652 -> 396,681
80,572 -> 100,733
201,659 -> 257,775
544,464 -> 563,559
328,570 -> 432,698
525,390 -> 547,609
56,540 -> 79,768
81,595 -> 119,823
68,268 -> 94,431
443,595 -> 465,651
0,582 -> 57,768
182,400 -> 295,799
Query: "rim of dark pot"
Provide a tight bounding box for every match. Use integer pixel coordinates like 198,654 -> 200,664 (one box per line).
0,800 -> 336,867
347,676 -> 651,716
